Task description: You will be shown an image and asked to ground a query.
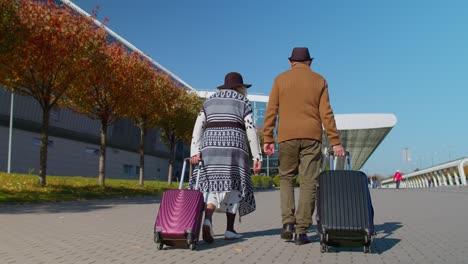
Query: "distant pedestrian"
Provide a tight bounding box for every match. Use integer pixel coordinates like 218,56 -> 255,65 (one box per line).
393,170 -> 403,189
372,176 -> 378,189
428,178 -> 433,188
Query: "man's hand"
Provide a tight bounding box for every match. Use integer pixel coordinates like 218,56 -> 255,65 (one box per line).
263,143 -> 275,156
190,153 -> 201,164
333,144 -> 346,157
253,161 -> 262,174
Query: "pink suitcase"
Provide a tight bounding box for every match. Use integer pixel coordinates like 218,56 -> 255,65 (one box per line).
154,158 -> 204,250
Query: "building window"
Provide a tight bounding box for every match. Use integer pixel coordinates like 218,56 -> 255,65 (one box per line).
33,138 -> 54,147
135,166 -> 140,176
123,164 -> 133,177
50,108 -> 61,121
156,168 -> 161,180
85,147 -> 99,155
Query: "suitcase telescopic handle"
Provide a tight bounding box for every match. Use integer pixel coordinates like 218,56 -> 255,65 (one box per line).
328,150 -> 351,171
178,158 -> 203,190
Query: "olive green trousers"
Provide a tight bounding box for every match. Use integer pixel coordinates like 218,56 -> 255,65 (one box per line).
278,139 -> 322,234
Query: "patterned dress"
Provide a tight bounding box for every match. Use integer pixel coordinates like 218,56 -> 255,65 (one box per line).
187,89 -> 262,217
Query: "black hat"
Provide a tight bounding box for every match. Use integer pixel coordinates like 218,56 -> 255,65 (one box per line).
288,47 -> 313,62
217,72 -> 252,89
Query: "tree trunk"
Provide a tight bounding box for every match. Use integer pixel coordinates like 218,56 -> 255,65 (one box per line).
167,131 -> 175,186
38,105 -> 50,187
138,126 -> 146,186
167,162 -> 173,186
98,121 -> 107,186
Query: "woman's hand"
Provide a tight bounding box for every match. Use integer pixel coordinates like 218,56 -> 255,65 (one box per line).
253,161 -> 262,174
190,153 -> 201,164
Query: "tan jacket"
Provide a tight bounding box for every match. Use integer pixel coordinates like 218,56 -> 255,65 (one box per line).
263,63 -> 341,146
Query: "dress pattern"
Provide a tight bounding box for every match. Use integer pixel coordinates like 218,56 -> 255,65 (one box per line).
188,90 -> 262,217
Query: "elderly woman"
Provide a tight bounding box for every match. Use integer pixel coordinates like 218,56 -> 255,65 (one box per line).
189,72 -> 262,243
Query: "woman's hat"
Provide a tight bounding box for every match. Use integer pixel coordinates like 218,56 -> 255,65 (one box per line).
288,47 -> 313,62
217,72 -> 252,89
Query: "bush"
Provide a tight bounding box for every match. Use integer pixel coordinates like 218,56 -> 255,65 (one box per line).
251,175 -> 261,189
261,176 -> 273,189
273,175 -> 280,187
270,175 -> 301,187
251,175 -> 274,189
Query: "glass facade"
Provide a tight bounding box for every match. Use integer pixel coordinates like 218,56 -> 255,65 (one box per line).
251,101 -> 266,129
249,99 -> 278,176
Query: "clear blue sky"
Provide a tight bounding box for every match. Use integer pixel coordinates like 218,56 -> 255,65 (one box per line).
71,0 -> 468,177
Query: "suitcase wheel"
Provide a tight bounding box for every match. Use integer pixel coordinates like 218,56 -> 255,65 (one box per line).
154,230 -> 164,250
189,242 -> 196,250
186,231 -> 196,250
363,245 -> 370,253
320,243 -> 329,253
156,242 -> 164,250
364,235 -> 372,253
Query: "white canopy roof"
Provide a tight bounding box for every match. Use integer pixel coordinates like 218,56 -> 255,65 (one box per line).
324,113 -> 397,170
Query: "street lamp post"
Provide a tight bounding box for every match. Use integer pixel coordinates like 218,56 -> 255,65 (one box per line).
7,93 -> 14,173
266,154 -> 269,177
402,147 -> 411,173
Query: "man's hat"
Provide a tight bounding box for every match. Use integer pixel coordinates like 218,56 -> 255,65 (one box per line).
217,72 -> 252,89
289,47 -> 313,62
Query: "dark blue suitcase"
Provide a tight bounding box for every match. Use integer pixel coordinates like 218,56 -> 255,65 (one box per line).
316,152 -> 374,253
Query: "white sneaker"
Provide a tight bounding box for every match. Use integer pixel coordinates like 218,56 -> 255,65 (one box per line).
224,230 -> 242,240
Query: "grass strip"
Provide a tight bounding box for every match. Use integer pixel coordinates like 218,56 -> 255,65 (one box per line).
0,172 -> 179,204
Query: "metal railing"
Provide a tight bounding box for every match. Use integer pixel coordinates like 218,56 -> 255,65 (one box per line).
381,158 -> 468,188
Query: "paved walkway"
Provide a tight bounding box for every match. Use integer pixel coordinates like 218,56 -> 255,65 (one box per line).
1,187 -> 467,264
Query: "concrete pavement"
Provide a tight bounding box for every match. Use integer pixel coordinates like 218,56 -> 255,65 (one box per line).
1,187 -> 467,264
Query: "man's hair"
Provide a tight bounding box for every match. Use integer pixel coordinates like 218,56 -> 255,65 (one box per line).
291,60 -> 311,65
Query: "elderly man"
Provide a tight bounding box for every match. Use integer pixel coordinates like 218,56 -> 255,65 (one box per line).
263,47 -> 345,245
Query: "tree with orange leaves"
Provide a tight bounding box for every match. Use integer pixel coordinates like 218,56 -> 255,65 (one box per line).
64,42 -> 134,186
0,0 -> 26,57
122,52 -> 181,186
0,0 -> 107,186
159,91 -> 204,186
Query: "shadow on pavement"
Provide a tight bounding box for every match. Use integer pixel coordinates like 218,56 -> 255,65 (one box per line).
306,222 -> 403,254
151,223 -> 403,253
158,228 -> 285,251
0,195 -> 161,214
371,221 -> 403,253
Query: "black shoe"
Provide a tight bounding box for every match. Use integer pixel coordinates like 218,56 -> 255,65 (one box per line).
294,234 -> 311,245
202,219 -> 214,244
280,223 -> 295,240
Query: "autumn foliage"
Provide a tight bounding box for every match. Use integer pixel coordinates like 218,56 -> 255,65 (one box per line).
64,42 -> 138,186
0,0 -> 107,186
122,53 -> 182,185
0,0 -> 197,187
159,91 -> 204,185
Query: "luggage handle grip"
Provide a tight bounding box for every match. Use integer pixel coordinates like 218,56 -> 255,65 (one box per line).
179,157 -> 203,190
327,150 -> 351,171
